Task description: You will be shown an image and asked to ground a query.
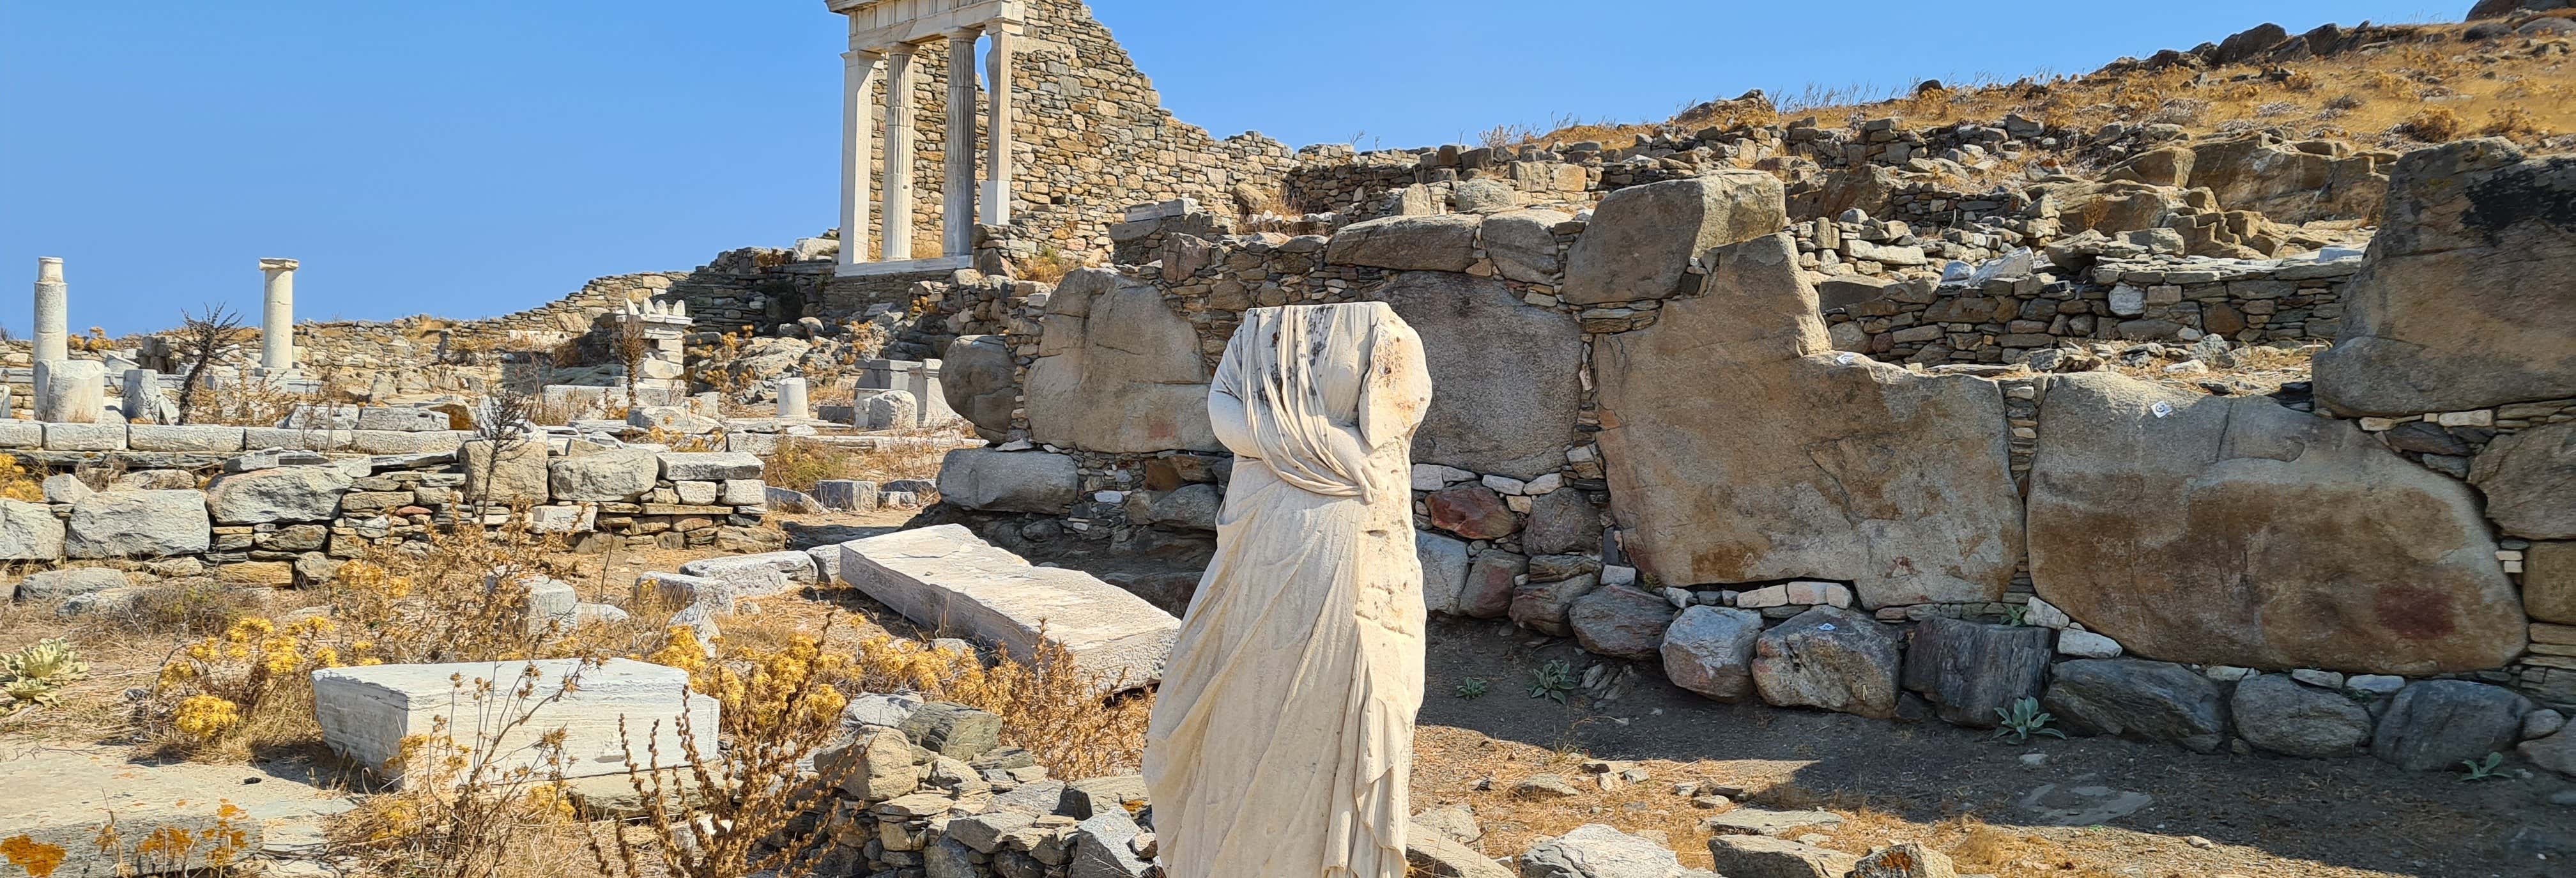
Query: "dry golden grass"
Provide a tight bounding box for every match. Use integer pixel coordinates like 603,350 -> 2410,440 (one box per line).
1529,22 -> 2572,152
759,433 -> 954,495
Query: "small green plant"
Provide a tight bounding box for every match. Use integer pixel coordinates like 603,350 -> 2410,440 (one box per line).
2000,604 -> 2031,626
2459,752 -> 2509,782
1453,678 -> 1489,700
1528,660 -> 1578,704
1993,697 -> 2065,744
3,637 -> 90,709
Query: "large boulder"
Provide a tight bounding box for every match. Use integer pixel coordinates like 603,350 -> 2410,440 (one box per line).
1662,606 -> 1763,702
0,498 -> 66,560
1418,531 -> 1472,617
1898,617 -> 2055,728
1566,585 -> 1677,660
1377,272 -> 1581,481
461,439 -> 550,505
1706,836 -> 1859,878
67,489 -> 211,558
2186,134 -> 2384,224
1563,172 -> 1784,305
548,447 -> 660,502
1324,213 -> 1482,272
1519,488 -> 1597,556
1519,824 -> 1691,878
2028,371 -> 2527,674
2042,659 -> 2229,753
2230,674 -> 2373,757
2314,141 -> 2576,415
940,335 -> 1018,442
935,449 -> 1080,514
2370,679 -> 2532,771
1023,269 -> 1218,454
1481,209 -> 1571,283
203,465 -> 354,525
1751,606 -> 1902,719
2469,419 -> 2575,539
2529,541 -> 2576,625
1593,233 -> 2022,607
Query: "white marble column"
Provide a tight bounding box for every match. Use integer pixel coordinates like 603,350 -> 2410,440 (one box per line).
983,23 -> 1016,227
777,377 -> 810,420
942,27 -> 981,258
839,47 -> 884,268
880,45 -> 919,263
258,258 -> 299,371
32,257 -> 66,365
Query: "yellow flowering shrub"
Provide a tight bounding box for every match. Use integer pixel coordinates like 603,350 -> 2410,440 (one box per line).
850,631 -> 1153,779
149,615 -> 358,755
0,454 -> 42,502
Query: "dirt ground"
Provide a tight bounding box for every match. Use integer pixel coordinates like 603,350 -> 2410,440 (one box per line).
1412,617 -> 2576,878
9,515 -> 2570,878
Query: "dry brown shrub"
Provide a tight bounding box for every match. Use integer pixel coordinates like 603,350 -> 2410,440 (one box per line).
1019,244 -> 1078,284
2482,106 -> 2550,140
0,454 -> 41,502
2393,107 -> 2464,142
588,624 -> 853,878
850,633 -> 1152,779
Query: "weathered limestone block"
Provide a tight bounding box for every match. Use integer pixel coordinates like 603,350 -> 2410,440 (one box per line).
1751,606 -> 1901,719
1481,208 -> 1572,284
313,658 -> 716,785
0,421 -> 38,447
678,550 -> 817,598
1661,605 -> 1763,702
243,426 -> 353,451
1708,835 -> 1860,878
66,489 -> 211,558
814,479 -> 880,511
355,407 -> 448,431
17,567 -> 127,601
127,424 -> 247,452
1024,270 -> 1217,453
838,525 -> 1179,688
2314,140 -> 2576,415
2528,541 -> 2576,625
2042,659 -> 2229,753
461,439 -> 550,505
43,422 -> 125,451
0,748 -> 345,878
1324,213 -> 1482,272
2028,371 -> 2526,674
204,465 -> 354,524
2231,674 -> 2373,758
854,389 -> 918,431
2371,679 -> 2532,771
2186,134 -> 2385,224
1898,617 -> 2054,728
2468,419 -> 2575,539
1416,530 -> 1471,616
1519,824 -> 1690,878
1408,830 -> 1515,878
940,334 -> 1018,442
1459,550 -> 1523,619
0,498 -> 65,560
1594,234 -> 2021,607
1562,171 -> 1784,304
550,447 -> 660,502
657,451 -> 762,481
1567,585 -> 1676,661
346,429 -> 467,456
936,449 -> 1080,514
33,359 -> 106,422
1520,488 -> 1596,557
1378,272 -> 1580,481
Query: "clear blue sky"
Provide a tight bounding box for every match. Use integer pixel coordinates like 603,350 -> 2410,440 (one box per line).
1,1 -> 2455,337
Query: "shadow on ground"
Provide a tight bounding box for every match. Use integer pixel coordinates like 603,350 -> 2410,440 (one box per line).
1417,617 -> 2573,878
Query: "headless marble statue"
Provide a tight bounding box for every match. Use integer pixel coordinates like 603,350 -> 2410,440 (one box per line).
1142,302 -> 1433,878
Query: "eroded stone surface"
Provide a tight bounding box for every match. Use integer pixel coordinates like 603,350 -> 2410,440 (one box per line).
2029,371 -> 2526,674
1023,269 -> 1218,453
839,524 -> 1179,688
1595,233 -> 2021,606
1377,272 -> 1581,481
1563,172 -> 1784,304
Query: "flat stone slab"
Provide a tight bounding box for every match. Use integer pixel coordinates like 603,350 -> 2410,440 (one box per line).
312,658 -> 714,786
2016,782 -> 2154,826
1700,806 -> 1847,836
838,524 -> 1180,689
0,745 -> 352,877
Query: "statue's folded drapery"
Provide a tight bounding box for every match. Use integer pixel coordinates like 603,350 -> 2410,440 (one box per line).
1142,302 -> 1432,878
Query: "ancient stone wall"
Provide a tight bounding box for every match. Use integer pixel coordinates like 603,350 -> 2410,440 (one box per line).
928,140 -> 2573,735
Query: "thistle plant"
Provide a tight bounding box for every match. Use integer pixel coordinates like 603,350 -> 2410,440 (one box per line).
1454,677 -> 1489,700
1529,660 -> 1578,704
2,638 -> 89,708
2459,751 -> 2508,782
1993,697 -> 2066,743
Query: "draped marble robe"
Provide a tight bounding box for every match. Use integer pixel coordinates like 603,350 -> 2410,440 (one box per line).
1142,302 -> 1434,878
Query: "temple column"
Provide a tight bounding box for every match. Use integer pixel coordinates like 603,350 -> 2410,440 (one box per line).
258,258 -> 299,371
942,27 -> 981,258
31,257 -> 66,365
982,23 -> 1016,227
839,47 -> 884,268
880,45 -> 918,263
